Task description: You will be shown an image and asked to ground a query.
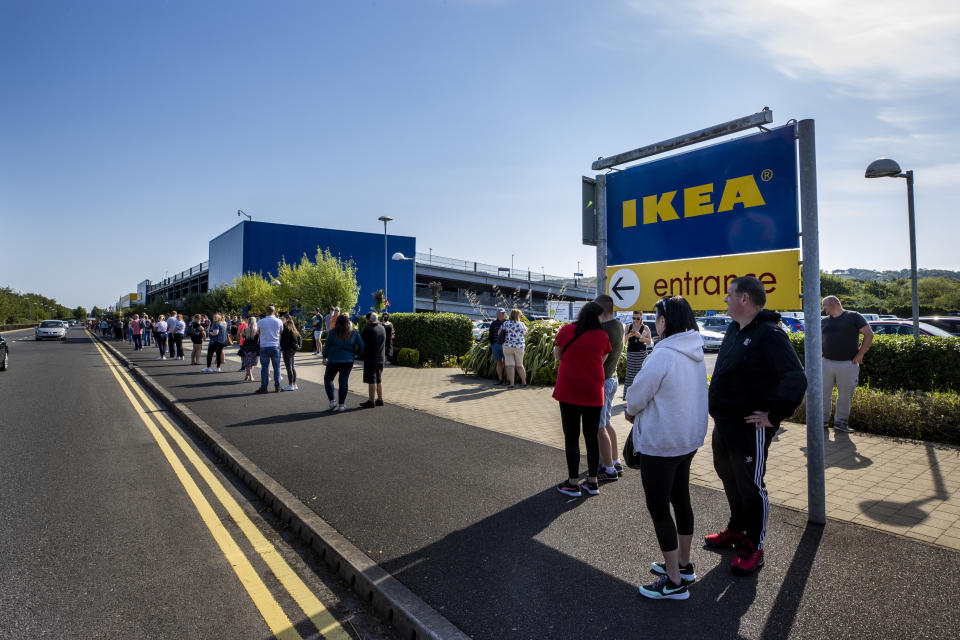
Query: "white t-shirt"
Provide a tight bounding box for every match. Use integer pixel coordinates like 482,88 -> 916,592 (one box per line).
156,320 -> 168,333
258,315 -> 283,348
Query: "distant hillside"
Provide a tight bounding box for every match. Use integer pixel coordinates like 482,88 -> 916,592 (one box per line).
831,268 -> 960,282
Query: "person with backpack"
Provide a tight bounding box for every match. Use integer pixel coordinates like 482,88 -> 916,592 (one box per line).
188,314 -> 206,365
280,314 -> 302,391
141,315 -> 152,346
552,302 -> 611,498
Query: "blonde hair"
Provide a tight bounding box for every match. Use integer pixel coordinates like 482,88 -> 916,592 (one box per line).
509,308 -> 522,322
283,315 -> 300,338
243,316 -> 258,339
213,313 -> 222,322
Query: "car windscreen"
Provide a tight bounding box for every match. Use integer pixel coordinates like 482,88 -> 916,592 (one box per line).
40,321 -> 63,328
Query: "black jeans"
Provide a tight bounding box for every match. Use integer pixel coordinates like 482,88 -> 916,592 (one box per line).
639,451 -> 696,552
712,420 -> 777,550
324,361 -> 353,404
173,333 -> 184,358
558,402 -> 602,479
206,341 -> 224,368
282,349 -> 297,384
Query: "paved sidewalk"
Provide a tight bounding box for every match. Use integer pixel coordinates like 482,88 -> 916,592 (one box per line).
249,350 -> 960,550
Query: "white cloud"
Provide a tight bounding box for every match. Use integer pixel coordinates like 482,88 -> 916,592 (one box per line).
630,0 -> 960,98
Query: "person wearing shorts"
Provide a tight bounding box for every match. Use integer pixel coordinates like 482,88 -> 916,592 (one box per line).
312,308 -> 325,355
499,308 -> 527,388
360,311 -> 386,408
595,294 -> 625,482
488,308 -> 507,385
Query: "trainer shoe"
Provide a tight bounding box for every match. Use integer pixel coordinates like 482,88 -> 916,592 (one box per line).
328,400 -> 338,410
597,468 -> 619,483
359,400 -> 376,408
834,423 -> 854,433
201,367 -> 211,372
704,528 -> 747,549
731,541 -> 764,575
337,404 -> 346,412
581,479 -> 600,496
255,388 -> 268,394
375,399 -> 384,406
282,385 -> 296,391
215,368 -> 222,373
614,462 -> 624,477
650,562 -> 696,584
638,574 -> 689,600
556,481 -> 581,497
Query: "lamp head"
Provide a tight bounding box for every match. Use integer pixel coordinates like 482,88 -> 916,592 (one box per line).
378,216 -> 393,223
391,252 -> 408,261
865,158 -> 902,178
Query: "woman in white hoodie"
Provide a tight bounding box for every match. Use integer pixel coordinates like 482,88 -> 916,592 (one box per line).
625,296 -> 708,601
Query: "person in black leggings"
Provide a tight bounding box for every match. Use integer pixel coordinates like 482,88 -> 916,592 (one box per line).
625,296 -> 708,600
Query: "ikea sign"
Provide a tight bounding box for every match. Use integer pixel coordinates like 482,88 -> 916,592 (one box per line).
605,125 -> 799,265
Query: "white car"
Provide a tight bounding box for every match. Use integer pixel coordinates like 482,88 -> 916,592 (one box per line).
473,321 -> 491,340
697,323 -> 725,351
36,320 -> 67,341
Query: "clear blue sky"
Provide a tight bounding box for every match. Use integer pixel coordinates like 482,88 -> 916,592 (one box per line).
2,0 -> 958,309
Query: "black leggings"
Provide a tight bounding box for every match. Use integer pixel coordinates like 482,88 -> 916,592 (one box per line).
206,341 -> 224,367
639,451 -> 696,552
324,361 -> 353,404
282,349 -> 297,384
558,402 -> 602,479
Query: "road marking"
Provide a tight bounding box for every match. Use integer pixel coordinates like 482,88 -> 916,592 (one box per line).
92,340 -> 351,640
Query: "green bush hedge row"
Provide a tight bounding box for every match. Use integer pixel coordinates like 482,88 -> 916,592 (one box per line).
791,387 -> 960,446
788,332 -> 960,393
389,312 -> 474,365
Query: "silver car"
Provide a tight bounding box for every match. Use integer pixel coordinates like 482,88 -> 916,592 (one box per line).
36,320 -> 67,341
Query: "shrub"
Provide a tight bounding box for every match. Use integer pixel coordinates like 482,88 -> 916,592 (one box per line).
440,354 -> 460,368
390,312 -> 473,365
397,347 -> 420,367
790,386 -> 960,445
301,337 -> 315,353
787,333 -> 960,393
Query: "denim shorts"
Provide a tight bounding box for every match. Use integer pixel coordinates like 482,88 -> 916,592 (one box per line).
491,343 -> 504,361
599,377 -> 618,427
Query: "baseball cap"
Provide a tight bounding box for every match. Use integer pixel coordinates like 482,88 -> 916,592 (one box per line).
497,307 -> 506,313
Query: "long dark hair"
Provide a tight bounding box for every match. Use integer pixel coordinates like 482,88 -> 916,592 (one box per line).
574,301 -> 604,336
655,296 -> 698,339
332,314 -> 353,340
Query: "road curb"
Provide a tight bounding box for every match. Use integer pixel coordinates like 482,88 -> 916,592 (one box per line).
94,334 -> 470,640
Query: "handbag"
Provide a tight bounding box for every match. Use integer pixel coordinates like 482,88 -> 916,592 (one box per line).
622,421 -> 643,469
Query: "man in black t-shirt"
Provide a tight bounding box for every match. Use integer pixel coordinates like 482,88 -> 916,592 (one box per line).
360,312 -> 387,408
821,296 -> 873,433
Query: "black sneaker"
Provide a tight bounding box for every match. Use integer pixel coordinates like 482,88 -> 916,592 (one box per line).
375,399 -> 384,406
556,481 -> 581,497
359,400 -> 376,408
834,423 -> 854,433
580,480 -> 600,496
614,462 -> 624,477
255,388 -> 268,394
650,562 -> 697,584
638,574 -> 689,600
597,468 -> 619,483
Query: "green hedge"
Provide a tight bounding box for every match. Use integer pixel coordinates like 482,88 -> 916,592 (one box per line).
389,312 -> 473,365
788,332 -> 960,393
791,387 -> 960,445
397,348 -> 420,367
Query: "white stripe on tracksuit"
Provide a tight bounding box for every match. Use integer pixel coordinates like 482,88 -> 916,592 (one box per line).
754,429 -> 770,550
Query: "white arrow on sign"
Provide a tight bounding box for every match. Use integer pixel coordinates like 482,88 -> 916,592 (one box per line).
608,268 -> 640,308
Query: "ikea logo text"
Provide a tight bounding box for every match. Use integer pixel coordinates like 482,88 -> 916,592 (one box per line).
622,174 -> 766,228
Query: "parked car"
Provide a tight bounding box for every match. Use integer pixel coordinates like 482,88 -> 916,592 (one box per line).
0,334 -> 7,370
781,317 -> 805,333
698,315 -> 735,333
919,316 -> 960,336
696,322 -> 725,351
473,321 -> 491,340
868,320 -> 953,337
35,320 -> 67,341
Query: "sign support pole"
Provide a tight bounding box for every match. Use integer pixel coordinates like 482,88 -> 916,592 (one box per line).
596,174 -> 607,296
798,119 -> 825,525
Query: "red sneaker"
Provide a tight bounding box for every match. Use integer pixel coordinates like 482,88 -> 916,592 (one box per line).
704,528 -> 747,549
731,541 -> 765,575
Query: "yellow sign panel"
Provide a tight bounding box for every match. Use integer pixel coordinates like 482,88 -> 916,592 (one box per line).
607,249 -> 801,312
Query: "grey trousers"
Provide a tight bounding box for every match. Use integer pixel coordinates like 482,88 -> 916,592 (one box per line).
823,358 -> 859,427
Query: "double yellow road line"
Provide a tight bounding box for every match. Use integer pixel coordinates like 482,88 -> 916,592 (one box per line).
92,340 -> 351,640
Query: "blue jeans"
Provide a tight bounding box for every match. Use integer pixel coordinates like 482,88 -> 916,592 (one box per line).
133,334 -> 142,350
260,346 -> 281,390
143,331 -> 151,345
156,332 -> 167,356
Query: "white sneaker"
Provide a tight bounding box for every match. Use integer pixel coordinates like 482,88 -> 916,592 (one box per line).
328,400 -> 338,410
282,385 -> 295,391
201,367 -> 211,372
157,357 -> 164,360
337,404 -> 346,412
290,384 -> 298,390
215,368 -> 222,373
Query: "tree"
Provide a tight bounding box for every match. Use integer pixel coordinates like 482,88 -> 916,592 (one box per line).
73,306 -> 88,320
91,306 -> 106,318
226,272 -> 276,316
428,281 -> 443,312
274,249 -> 359,316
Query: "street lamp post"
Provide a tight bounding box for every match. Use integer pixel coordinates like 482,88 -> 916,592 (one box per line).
378,216 -> 393,307
865,158 -> 920,337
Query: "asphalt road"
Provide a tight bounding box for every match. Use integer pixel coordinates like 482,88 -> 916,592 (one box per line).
114,333 -> 960,640
0,328 -> 393,640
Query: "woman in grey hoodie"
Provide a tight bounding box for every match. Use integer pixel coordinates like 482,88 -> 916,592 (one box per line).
625,296 -> 707,601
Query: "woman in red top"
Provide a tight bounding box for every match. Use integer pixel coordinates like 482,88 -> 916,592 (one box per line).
552,301 -> 611,497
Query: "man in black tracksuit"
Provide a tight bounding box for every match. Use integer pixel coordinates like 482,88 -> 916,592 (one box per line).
706,276 -> 807,575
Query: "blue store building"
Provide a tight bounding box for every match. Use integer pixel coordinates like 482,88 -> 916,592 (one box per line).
200,220 -> 416,313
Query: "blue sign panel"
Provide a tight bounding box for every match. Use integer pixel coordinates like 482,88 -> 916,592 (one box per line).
605,125 -> 799,265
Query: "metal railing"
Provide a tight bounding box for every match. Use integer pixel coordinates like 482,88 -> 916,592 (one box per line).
148,261 -> 208,293
415,252 -> 576,286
